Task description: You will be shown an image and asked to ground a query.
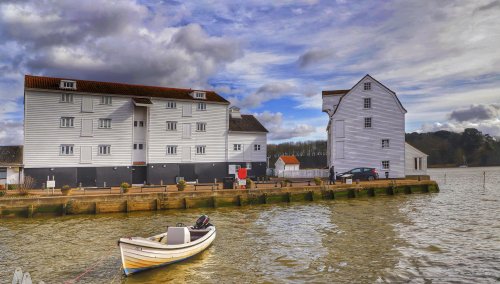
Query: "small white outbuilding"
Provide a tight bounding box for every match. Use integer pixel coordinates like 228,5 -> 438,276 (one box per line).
275,155 -> 300,172
405,143 -> 428,176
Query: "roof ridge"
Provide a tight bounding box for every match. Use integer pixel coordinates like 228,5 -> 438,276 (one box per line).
25,74 -> 215,93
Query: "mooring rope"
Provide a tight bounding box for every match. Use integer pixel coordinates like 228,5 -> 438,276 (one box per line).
63,255 -> 108,284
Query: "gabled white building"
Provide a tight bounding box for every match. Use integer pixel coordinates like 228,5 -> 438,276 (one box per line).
405,142 -> 428,175
23,75 -> 268,187
322,74 -> 407,178
274,155 -> 300,172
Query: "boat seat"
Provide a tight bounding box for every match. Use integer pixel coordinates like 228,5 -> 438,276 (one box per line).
167,227 -> 190,245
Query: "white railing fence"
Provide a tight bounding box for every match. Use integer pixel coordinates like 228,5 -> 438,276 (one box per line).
275,169 -> 329,179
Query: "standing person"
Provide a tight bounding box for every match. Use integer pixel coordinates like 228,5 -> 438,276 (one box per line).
329,165 -> 336,185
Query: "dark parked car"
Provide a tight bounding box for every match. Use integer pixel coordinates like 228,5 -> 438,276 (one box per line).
336,167 -> 379,181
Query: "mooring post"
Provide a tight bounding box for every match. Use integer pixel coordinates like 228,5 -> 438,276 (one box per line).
27,204 -> 34,218
483,171 -> 486,189
62,203 -> 67,216
444,173 -> 447,184
330,189 -> 334,199
212,196 -> 217,208
156,198 -> 160,211
286,192 -> 291,202
237,195 -> 242,206
184,198 -> 188,209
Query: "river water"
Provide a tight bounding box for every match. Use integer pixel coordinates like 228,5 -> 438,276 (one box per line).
0,167 -> 499,283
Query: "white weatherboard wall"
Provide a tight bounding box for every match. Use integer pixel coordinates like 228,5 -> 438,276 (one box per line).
405,143 -> 428,175
327,77 -> 406,178
228,133 -> 267,162
274,159 -> 299,172
0,167 -> 23,185
148,99 -> 228,164
24,91 -> 134,168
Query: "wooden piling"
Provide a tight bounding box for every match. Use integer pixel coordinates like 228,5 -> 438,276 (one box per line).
347,188 -> 356,198
404,186 -> 412,194
62,203 -> 67,216
367,188 -> 375,197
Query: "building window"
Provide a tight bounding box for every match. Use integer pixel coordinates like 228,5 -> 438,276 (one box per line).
382,139 -> 390,148
139,121 -> 144,127
364,117 -> 372,128
166,121 -> 177,131
0,168 -> 6,179
233,144 -> 242,151
364,82 -> 371,91
166,145 -> 177,155
196,122 -> 206,132
194,91 -> 206,99
246,162 -> 252,169
133,144 -> 137,150
98,145 -> 111,155
196,145 -> 206,155
60,144 -> 74,155
60,80 -> 76,90
60,117 -> 74,128
60,93 -> 73,103
254,144 -> 261,151
197,102 -> 206,111
99,119 -> 112,129
138,143 -> 144,150
100,96 -> 112,105
382,160 -> 390,169
166,101 -> 177,109
364,98 -> 371,109
134,121 -> 145,127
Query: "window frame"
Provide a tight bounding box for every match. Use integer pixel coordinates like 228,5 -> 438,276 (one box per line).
98,118 -> 112,129
60,144 -> 74,156
196,122 -> 207,132
60,117 -> 74,128
196,145 -> 206,155
382,160 -> 390,169
382,139 -> 390,149
166,145 -> 178,155
60,93 -> 74,103
100,96 -> 112,105
364,82 -> 371,91
254,144 -> 261,151
364,117 -> 372,128
138,143 -> 144,150
233,144 -> 242,151
98,145 -> 111,155
166,101 -> 177,109
166,121 -> 177,131
194,92 -> 206,99
363,98 -> 371,109
197,102 -> 207,111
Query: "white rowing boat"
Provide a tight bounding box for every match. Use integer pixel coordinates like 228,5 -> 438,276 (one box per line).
118,215 -> 216,276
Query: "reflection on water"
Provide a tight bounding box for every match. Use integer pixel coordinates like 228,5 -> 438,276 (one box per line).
0,167 -> 499,283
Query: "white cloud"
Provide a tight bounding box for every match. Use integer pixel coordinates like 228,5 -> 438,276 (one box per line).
254,111 -> 317,141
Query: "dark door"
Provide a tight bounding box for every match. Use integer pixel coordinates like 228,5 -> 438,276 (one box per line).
77,167 -> 97,187
132,166 -> 147,184
179,164 -> 196,181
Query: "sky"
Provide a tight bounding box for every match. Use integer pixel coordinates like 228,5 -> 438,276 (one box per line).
0,0 -> 499,145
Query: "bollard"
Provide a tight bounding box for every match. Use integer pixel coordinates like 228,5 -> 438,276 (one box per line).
483,171 -> 486,189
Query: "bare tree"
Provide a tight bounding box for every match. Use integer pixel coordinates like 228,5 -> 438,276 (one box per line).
17,176 -> 36,196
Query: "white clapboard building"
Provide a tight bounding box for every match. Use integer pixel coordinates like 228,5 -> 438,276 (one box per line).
23,75 -> 267,187
322,74 -> 408,178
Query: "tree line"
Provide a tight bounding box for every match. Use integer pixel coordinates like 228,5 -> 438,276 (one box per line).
268,128 -> 500,168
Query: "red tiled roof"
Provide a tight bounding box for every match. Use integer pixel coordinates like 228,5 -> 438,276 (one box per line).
279,155 -> 300,165
24,75 -> 229,104
322,90 -> 350,96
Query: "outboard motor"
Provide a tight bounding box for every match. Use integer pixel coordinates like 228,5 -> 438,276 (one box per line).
194,215 -> 211,229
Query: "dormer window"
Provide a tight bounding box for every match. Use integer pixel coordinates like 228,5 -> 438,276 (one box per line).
60,80 -> 77,90
192,91 -> 206,99
364,82 -> 371,91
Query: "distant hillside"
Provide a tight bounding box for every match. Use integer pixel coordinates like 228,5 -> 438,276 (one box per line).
406,128 -> 500,167
268,128 -> 500,168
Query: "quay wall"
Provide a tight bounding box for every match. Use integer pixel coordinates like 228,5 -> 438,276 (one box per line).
0,181 -> 439,218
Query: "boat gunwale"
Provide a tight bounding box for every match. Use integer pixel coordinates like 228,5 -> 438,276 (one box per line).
119,226 -> 216,250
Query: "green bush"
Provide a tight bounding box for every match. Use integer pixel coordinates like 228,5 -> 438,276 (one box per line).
177,180 -> 186,191
0,190 -> 6,197
313,177 -> 322,186
120,182 -> 131,193
7,184 -> 17,190
246,178 -> 253,188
